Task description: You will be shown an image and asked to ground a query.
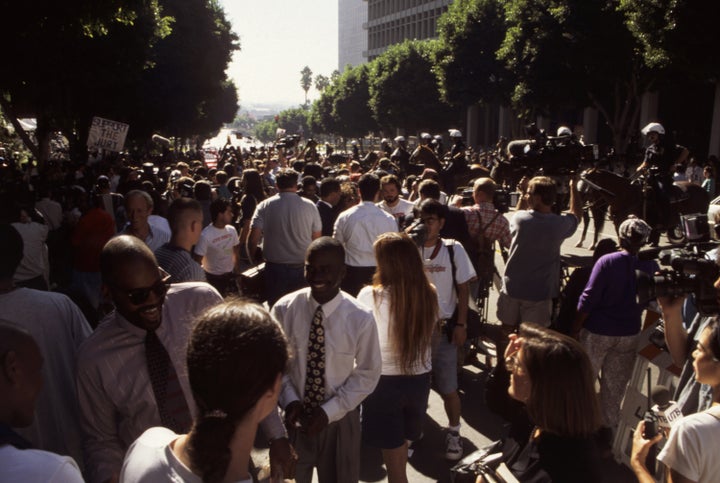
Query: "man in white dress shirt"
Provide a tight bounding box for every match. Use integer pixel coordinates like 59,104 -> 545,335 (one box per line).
333,173 -> 397,296
272,237 -> 381,483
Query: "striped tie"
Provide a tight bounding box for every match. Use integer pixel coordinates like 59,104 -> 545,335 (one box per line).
303,306 -> 326,413
146,330 -> 193,433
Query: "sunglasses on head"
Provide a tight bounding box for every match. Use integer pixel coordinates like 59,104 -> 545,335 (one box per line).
113,268 -> 171,305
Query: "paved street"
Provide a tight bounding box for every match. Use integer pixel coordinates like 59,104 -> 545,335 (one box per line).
254,211 -> 639,482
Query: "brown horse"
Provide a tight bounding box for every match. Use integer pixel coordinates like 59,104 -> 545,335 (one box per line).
411,145 -> 490,194
580,168 -> 709,243
574,186 -> 609,250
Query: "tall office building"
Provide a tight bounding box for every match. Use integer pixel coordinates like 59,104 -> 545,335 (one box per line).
339,0 -> 368,70
366,0 -> 453,60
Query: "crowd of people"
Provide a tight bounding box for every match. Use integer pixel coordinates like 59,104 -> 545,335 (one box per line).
0,122 -> 719,483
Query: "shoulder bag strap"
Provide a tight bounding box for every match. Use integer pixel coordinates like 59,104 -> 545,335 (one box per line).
444,239 -> 458,289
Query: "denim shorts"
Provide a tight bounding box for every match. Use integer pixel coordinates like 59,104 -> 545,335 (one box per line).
362,373 -> 431,449
431,334 -> 458,395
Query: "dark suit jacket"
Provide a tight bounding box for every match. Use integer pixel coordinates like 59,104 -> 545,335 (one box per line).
317,200 -> 337,237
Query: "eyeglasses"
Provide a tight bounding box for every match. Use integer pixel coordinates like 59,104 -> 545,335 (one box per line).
112,268 -> 171,305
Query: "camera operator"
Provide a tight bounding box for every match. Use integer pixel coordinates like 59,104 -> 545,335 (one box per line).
451,178 -> 511,298
656,251 -> 720,416
497,176 -> 582,330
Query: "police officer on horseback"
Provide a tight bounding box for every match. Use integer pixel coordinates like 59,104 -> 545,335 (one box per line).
635,122 -> 689,227
391,135 -> 411,174
449,129 -> 466,159
380,138 -> 392,157
432,134 -> 445,158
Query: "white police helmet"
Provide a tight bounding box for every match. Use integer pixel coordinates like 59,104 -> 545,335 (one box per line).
641,122 -> 665,136
394,136 -> 406,143
448,129 -> 462,138
557,126 -> 572,136
420,132 -> 432,140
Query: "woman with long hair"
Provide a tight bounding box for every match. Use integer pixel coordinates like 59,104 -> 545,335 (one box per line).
500,323 -> 602,482
120,300 -> 289,483
357,232 -> 439,483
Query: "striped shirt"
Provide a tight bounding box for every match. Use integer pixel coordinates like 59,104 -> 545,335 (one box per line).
76,283 -> 222,483
154,244 -> 206,283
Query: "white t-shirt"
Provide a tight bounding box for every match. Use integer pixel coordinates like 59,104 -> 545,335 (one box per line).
658,410 -> 720,483
378,198 -> 415,227
357,286 -> 432,376
421,240 -> 476,319
0,445 -> 84,483
194,224 -> 239,275
120,427 -> 252,483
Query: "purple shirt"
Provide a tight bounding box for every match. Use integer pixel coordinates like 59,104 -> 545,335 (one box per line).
577,251 -> 658,336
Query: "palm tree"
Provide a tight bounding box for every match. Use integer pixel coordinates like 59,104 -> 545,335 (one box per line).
300,66 -> 313,105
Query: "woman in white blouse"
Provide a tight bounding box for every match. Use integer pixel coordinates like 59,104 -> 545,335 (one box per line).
358,232 -> 439,483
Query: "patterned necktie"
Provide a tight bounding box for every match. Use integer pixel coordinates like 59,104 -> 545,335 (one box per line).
303,305 -> 326,413
146,330 -> 193,433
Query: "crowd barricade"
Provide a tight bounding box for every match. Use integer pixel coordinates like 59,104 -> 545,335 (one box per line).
612,318 -> 680,478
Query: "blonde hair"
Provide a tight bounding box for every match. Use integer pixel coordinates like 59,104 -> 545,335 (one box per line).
372,233 -> 438,373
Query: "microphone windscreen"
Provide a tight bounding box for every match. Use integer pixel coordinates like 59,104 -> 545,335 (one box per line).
651,385 -> 672,407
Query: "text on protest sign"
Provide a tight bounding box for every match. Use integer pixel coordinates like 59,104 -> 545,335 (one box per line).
87,117 -> 130,152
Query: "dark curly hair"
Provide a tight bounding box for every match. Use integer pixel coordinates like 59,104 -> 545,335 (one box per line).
186,300 -> 289,483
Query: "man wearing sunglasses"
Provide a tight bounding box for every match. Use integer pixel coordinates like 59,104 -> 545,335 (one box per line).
75,236 -> 294,483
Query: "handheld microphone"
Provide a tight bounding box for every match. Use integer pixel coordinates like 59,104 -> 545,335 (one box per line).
651,385 -> 683,430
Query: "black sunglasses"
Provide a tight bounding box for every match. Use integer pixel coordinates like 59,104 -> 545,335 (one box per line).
112,268 -> 171,305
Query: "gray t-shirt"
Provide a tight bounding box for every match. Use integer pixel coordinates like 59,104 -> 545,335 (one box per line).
250,192 -> 322,264
502,210 -> 578,301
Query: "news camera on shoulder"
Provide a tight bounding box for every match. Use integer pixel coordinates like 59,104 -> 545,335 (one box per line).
636,213 -> 720,317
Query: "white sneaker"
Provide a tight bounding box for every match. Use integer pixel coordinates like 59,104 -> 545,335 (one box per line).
445,430 -> 463,461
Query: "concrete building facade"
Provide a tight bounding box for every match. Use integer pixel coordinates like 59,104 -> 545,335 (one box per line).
339,0 -> 368,70
366,0 -> 452,60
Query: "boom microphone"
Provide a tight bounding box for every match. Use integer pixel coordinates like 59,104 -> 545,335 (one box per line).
651,385 -> 683,430
151,134 -> 171,146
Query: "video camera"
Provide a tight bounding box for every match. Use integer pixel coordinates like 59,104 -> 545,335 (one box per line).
275,134 -> 300,149
637,245 -> 719,316
460,187 -> 511,214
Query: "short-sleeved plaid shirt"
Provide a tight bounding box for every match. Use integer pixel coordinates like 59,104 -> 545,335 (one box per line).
461,202 -> 511,249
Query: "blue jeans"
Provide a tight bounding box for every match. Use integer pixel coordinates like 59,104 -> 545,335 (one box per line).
265,262 -> 306,307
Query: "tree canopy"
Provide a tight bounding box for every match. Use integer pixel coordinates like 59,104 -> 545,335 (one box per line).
369,40 -> 460,133
0,0 -> 238,167
434,0 -> 512,107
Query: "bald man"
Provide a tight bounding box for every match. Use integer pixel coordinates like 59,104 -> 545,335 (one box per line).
77,236 -> 294,483
76,236 -> 224,483
0,323 -> 84,482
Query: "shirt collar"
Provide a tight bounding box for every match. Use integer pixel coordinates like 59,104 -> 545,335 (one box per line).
308,289 -> 343,318
114,308 -> 165,338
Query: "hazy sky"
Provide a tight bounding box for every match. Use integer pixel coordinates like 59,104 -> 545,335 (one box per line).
220,0 -> 339,108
